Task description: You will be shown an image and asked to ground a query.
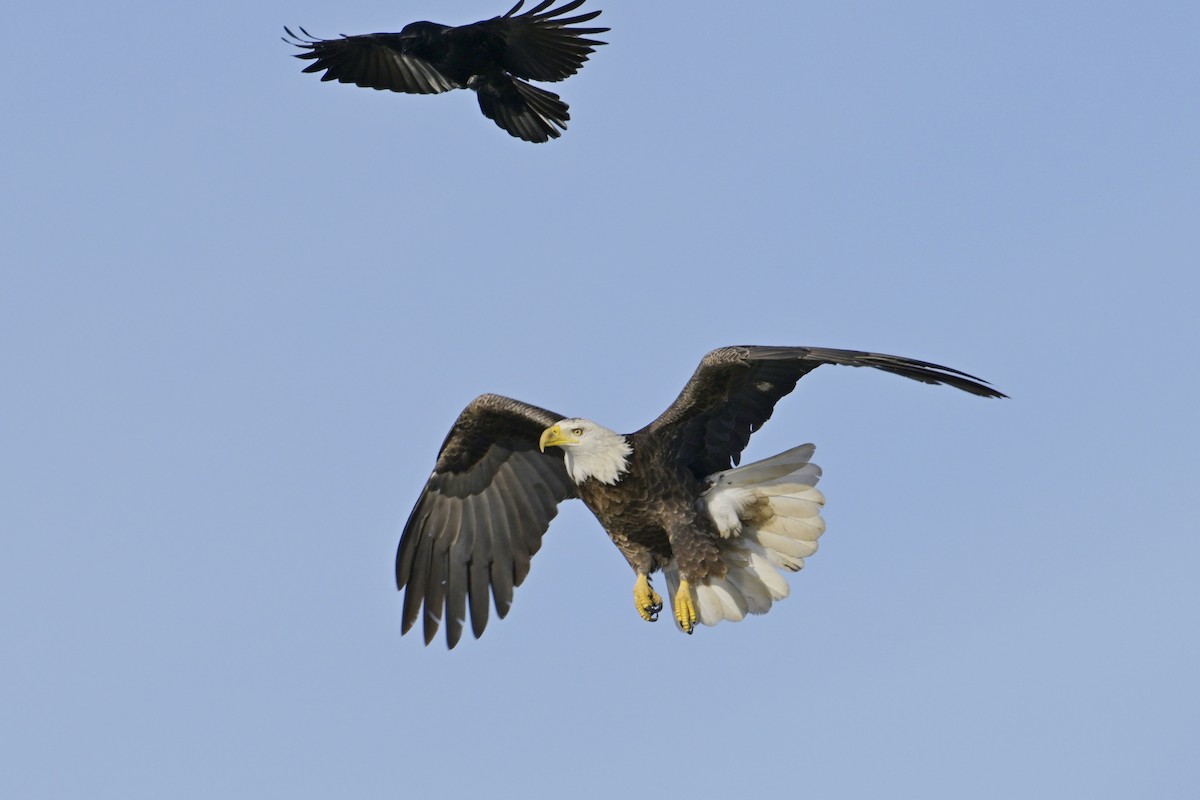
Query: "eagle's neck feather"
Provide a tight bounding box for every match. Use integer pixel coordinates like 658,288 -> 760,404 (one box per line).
563,426 -> 632,486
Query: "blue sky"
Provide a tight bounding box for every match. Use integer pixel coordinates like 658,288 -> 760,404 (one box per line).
3,1 -> 1197,797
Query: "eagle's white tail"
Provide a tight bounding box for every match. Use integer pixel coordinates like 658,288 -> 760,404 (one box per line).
662,444 -> 825,630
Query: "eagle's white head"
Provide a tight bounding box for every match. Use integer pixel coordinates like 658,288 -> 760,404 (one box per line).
539,418 -> 632,486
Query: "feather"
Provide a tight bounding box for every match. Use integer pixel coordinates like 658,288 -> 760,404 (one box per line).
768,495 -> 825,520
753,529 -> 820,559
757,513 -> 825,541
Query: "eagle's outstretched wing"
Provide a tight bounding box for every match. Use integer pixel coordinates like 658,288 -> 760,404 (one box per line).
396,394 -> 577,648
638,346 -> 1006,478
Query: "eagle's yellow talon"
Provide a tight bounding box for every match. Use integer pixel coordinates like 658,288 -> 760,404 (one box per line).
633,574 -> 663,622
675,579 -> 697,634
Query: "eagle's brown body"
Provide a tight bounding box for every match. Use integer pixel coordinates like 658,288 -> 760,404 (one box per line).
576,440 -> 726,583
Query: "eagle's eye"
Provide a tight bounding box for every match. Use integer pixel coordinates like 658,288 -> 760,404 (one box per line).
571,427 -> 584,436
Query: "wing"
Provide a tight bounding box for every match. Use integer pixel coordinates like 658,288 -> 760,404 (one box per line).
638,346 -> 1006,478
467,0 -> 609,82
396,394 -> 578,648
283,27 -> 458,94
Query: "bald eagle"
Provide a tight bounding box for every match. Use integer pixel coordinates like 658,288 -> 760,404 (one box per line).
397,346 -> 1005,648
283,0 -> 607,143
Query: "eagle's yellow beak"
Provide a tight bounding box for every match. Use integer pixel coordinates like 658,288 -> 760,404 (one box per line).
539,424 -> 576,452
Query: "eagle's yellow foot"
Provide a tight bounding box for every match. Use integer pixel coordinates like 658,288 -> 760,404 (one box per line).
674,579 -> 697,634
633,574 -> 663,622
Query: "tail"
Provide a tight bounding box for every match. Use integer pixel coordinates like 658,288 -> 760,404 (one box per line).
473,76 -> 569,143
663,445 -> 826,629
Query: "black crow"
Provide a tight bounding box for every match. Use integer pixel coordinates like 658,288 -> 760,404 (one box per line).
284,0 -> 608,143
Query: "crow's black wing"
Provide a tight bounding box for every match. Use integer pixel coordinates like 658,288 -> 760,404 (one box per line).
284,27 -> 459,94
467,0 -> 608,82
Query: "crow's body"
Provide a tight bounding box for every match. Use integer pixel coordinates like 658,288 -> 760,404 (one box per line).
285,0 -> 607,142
